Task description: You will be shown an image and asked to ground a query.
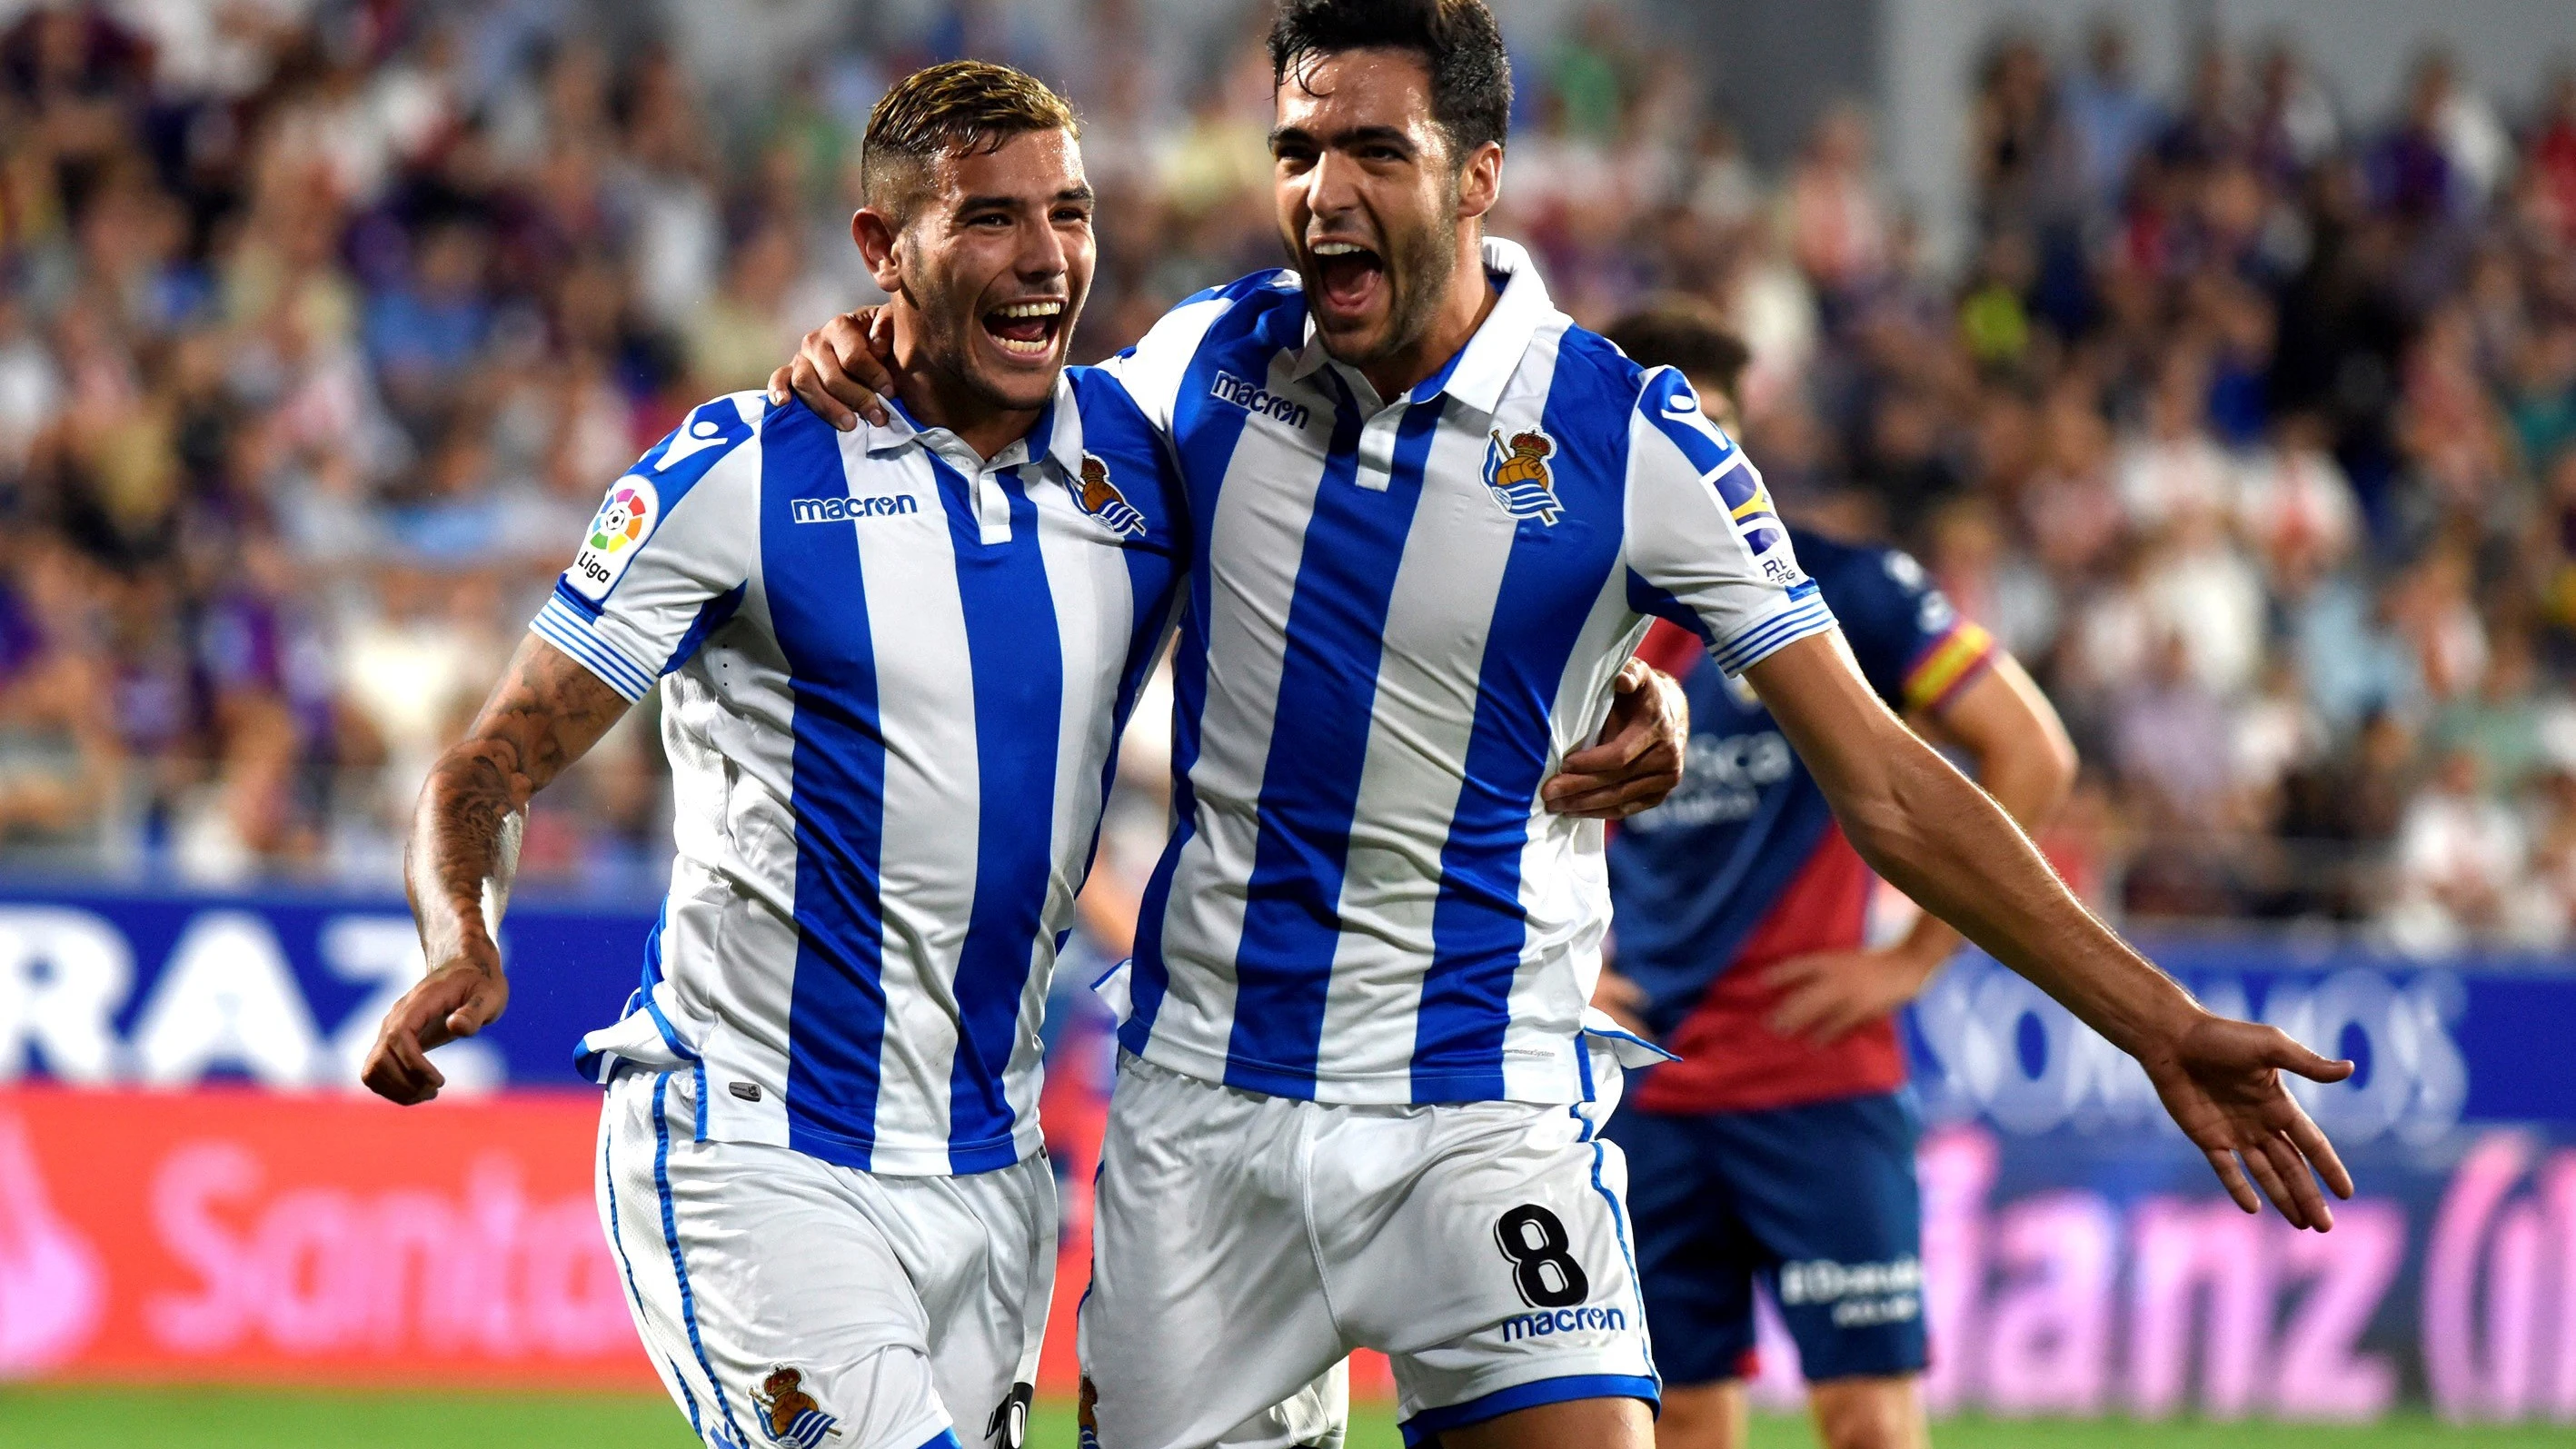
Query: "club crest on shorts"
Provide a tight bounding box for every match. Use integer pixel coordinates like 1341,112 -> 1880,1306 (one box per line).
1483,428 -> 1562,526
1074,453 -> 1148,539
752,1365 -> 840,1446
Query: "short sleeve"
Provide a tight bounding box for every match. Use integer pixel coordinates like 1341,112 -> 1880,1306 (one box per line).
1828,544 -> 2000,715
1620,367 -> 1836,675
529,392 -> 767,700
1066,366 -> 1189,564
1089,271 -> 1291,435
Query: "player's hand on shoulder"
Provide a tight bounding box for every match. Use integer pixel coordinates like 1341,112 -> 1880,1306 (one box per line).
361,942 -> 509,1106
1543,658 -> 1689,819
2142,1010 -> 2355,1232
1762,945 -> 1941,1045
768,306 -> 896,430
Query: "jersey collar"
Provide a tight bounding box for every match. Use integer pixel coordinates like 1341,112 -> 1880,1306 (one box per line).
1287,234 -> 1555,417
859,369 -> 1085,478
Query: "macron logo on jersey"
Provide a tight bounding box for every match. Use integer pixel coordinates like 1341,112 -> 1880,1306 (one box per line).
791,494 -> 920,524
1209,370 -> 1313,431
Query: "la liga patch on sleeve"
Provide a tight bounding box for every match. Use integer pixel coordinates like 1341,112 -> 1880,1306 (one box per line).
567,475 -> 660,602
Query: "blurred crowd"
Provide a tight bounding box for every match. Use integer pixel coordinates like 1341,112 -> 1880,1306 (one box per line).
3,1 -> 2575,952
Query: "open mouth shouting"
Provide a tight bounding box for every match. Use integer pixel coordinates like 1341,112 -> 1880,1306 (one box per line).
983,298 -> 1067,361
1308,238 -> 1387,326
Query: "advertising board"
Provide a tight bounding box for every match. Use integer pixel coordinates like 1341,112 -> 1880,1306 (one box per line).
2,886 -> 2572,1420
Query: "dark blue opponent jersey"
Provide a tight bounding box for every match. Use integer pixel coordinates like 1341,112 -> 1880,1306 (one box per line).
1609,528 -> 1997,1115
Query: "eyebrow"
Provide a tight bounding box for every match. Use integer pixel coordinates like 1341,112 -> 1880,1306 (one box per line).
1268,124 -> 1417,153
956,184 -> 1096,212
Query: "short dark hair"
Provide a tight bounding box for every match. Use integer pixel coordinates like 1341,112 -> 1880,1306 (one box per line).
1604,300 -> 1752,415
860,61 -> 1081,222
1268,0 -> 1513,164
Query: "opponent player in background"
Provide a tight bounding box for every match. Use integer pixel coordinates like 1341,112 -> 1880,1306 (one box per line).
777,4 -> 2354,1446
1596,304 -> 2076,1449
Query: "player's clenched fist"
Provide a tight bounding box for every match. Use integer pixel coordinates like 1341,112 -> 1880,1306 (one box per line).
362,950 -> 509,1105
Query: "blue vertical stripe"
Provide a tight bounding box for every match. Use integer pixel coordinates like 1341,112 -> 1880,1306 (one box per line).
934,457 -> 1064,1172
1066,369 -> 1193,915
1410,330 -> 1629,1099
1221,380 -> 1437,1096
599,1084 -> 711,1444
1123,297 -> 1299,1055
761,405 -> 893,1166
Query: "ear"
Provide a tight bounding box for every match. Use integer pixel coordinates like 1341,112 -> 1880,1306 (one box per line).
851,207 -> 904,293
1455,140 -> 1504,223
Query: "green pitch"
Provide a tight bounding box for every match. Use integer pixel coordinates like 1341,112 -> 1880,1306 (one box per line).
0,1386 -> 2569,1448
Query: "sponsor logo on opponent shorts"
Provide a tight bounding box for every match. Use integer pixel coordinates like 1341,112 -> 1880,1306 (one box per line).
1779,1255 -> 1924,1329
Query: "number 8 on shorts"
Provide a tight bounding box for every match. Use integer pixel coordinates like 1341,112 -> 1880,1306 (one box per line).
1496,1205 -> 1592,1309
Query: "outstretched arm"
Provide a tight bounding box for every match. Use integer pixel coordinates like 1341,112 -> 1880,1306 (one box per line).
1765,651 -> 2076,1041
362,636 -> 632,1104
1745,630 -> 2355,1229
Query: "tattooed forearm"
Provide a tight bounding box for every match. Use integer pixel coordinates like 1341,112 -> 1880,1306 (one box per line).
404,635 -> 632,975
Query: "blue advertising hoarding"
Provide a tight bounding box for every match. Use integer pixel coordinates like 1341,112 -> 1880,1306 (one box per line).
0,884 -> 2572,1421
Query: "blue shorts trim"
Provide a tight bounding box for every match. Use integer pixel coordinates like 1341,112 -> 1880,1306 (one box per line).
1397,1373 -> 1660,1446
653,1073 -> 752,1449
913,1432 -> 963,1449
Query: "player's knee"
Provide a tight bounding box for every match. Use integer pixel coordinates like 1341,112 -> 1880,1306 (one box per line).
1806,1377 -> 1921,1449
1648,1381 -> 1745,1449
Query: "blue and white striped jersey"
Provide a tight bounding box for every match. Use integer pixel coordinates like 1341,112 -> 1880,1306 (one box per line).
552,373 -> 1185,1176
1094,237 -> 1835,1106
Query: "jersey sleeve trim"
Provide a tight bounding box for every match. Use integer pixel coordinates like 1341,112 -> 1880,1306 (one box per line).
1708,579 -> 1835,676
532,593 -> 657,700
1901,620 -> 1998,714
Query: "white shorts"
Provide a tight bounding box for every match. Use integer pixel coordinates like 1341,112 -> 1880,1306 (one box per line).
1079,1042 -> 1657,1449
598,1067 -> 1056,1449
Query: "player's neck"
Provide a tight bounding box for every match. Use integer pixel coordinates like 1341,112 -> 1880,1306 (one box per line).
1356,235 -> 1498,404
884,307 -> 1044,461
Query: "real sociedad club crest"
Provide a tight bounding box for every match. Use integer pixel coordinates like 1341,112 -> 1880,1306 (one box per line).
1075,452 -> 1149,538
752,1365 -> 841,1447
1484,428 -> 1562,526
